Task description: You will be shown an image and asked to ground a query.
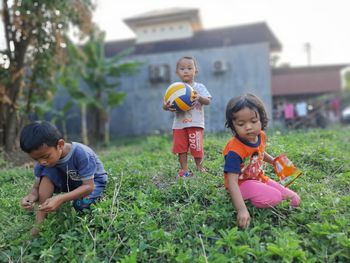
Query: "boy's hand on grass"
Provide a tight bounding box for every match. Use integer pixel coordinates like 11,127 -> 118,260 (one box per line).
38,196 -> 63,212
237,208 -> 250,229
21,195 -> 38,211
21,197 -> 34,211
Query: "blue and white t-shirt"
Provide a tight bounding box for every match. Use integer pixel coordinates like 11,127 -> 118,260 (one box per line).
34,142 -> 107,183
172,82 -> 211,129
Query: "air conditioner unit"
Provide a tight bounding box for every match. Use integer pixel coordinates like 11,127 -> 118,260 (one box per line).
213,60 -> 227,74
149,64 -> 170,83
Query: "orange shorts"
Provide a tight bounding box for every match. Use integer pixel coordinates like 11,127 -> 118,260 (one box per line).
172,127 -> 204,158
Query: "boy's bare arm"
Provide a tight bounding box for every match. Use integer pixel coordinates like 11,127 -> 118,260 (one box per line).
28,181 -> 40,199
198,96 -> 211,105
21,181 -> 40,210
38,179 -> 94,212
193,90 -> 211,105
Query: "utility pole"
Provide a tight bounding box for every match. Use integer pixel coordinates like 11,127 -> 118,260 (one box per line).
304,42 -> 311,66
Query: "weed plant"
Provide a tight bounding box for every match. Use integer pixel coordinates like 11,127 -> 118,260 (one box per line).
0,128 -> 349,262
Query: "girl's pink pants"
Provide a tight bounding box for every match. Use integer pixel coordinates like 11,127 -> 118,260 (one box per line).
240,179 -> 300,208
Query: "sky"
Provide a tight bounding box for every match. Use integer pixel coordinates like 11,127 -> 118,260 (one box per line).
93,0 -> 350,67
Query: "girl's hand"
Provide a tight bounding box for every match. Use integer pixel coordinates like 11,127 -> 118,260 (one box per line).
237,208 -> 251,229
38,196 -> 63,212
163,100 -> 177,112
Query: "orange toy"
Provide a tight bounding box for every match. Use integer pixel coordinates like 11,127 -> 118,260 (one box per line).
273,153 -> 302,187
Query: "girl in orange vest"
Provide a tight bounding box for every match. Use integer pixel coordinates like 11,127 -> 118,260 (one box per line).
223,94 -> 300,229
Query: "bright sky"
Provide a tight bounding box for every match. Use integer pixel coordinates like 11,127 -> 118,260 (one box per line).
94,0 -> 350,67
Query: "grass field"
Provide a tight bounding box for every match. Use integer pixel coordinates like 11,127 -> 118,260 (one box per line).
1,127 -> 350,262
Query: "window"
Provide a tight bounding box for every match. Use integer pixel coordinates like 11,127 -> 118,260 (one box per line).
149,64 -> 170,83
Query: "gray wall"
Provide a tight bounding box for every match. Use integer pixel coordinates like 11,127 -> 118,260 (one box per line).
110,42 -> 272,137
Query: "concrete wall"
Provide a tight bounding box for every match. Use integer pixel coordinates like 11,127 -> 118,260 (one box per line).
109,42 -> 272,137
135,21 -> 194,43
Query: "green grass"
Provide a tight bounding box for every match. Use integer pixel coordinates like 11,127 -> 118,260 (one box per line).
1,128 -> 350,262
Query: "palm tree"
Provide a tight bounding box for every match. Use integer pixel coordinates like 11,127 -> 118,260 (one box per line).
61,31 -> 140,145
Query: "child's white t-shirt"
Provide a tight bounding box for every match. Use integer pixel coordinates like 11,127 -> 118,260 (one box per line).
172,82 -> 211,129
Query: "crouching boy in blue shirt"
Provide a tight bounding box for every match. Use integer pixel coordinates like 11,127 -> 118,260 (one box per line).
20,121 -> 108,236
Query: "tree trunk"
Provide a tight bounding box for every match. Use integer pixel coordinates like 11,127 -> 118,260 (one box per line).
0,103 -> 5,148
104,107 -> 110,145
81,103 -> 89,145
3,68 -> 25,152
1,0 -> 30,152
96,90 -> 104,142
4,110 -> 18,151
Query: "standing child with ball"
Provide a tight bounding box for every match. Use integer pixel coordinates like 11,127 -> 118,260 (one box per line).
163,56 -> 212,178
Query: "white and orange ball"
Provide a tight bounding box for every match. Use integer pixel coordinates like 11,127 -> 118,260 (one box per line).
164,82 -> 195,112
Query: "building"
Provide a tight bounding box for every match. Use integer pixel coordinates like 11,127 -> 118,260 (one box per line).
104,8 -> 281,136
271,64 -> 350,127
272,64 -> 349,100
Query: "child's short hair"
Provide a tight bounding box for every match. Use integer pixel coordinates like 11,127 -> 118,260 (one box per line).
225,93 -> 268,134
176,56 -> 199,71
20,121 -> 63,153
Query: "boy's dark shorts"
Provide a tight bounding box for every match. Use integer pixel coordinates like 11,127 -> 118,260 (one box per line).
36,166 -> 107,211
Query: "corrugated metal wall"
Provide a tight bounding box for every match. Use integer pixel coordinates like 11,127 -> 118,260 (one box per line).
108,42 -> 272,137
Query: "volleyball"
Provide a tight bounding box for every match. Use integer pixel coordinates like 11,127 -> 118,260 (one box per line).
164,82 -> 195,111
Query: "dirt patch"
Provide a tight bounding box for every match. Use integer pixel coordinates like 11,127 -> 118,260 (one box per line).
0,148 -> 34,168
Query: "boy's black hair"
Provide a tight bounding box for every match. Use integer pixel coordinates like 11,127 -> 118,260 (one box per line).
225,93 -> 268,134
20,121 -> 63,153
176,56 -> 199,72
